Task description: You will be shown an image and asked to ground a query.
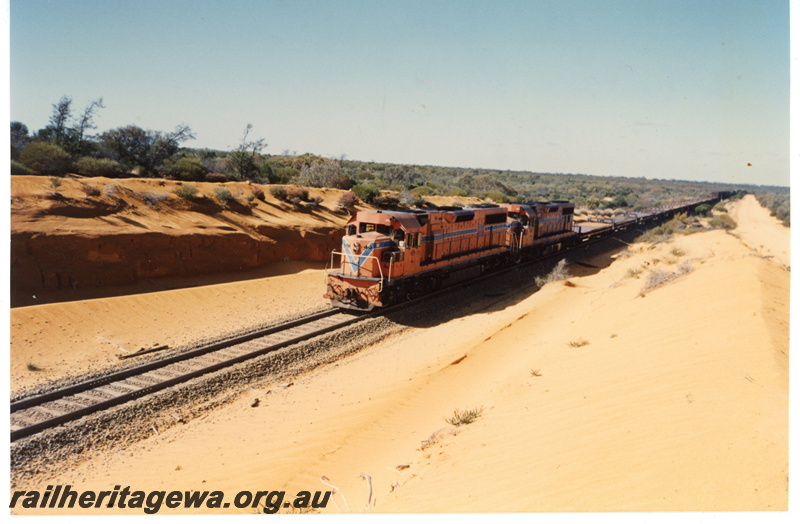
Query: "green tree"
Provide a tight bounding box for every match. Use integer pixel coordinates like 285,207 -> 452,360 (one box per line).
99,124 -> 195,175
229,124 -> 266,181
72,98 -> 105,156
48,95 -> 72,146
10,122 -> 29,159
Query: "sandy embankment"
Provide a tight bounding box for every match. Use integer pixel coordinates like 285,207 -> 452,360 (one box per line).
11,195 -> 788,513
727,194 -> 791,269
9,261 -> 329,393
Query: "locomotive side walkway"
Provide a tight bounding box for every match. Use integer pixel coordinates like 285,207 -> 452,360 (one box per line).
11,195 -> 789,513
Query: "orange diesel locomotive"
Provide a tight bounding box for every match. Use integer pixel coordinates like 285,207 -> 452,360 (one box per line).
324,201 -> 576,310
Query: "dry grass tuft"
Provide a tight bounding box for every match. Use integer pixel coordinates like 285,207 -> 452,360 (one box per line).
625,267 -> 642,279
535,259 -> 569,287
568,338 -> 589,348
445,407 -> 484,426
639,260 -> 694,296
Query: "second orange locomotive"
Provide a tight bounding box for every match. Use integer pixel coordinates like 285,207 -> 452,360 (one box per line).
324,201 -> 576,310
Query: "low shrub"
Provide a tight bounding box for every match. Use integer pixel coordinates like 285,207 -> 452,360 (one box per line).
307,196 -> 324,208
205,172 -> 228,183
11,160 -> 33,175
352,183 -> 380,204
19,142 -> 71,175
446,187 -> 468,197
75,156 -> 125,178
694,204 -> 711,216
374,194 -> 400,208
535,259 -> 569,287
215,187 -> 232,205
160,156 -> 208,181
639,261 -> 693,296
80,184 -> 101,197
251,186 -> 266,201
269,185 -> 288,200
174,183 -> 199,199
141,192 -> 170,207
568,338 -> 589,348
709,213 -> 737,230
445,407 -> 484,426
287,187 -> 309,202
338,191 -> 359,211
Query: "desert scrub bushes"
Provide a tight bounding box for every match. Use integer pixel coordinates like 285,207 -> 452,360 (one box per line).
374,194 -> 400,208
445,407 -> 484,426
140,192 -> 170,208
75,156 -> 125,178
626,267 -> 643,278
80,183 -> 101,197
307,195 -> 324,209
19,142 -> 72,175
287,187 -> 309,204
535,259 -> 569,287
639,260 -> 693,296
215,187 -> 233,205
205,172 -> 228,183
568,338 -> 589,348
250,186 -> 266,201
11,160 -> 34,175
755,191 -> 790,226
174,183 -> 199,199
400,190 -> 427,208
337,191 -> 359,211
694,203 -> 711,216
297,161 -> 354,189
352,183 -> 380,204
709,213 -> 736,230
160,156 -> 208,181
638,214 -> 688,243
269,185 -> 288,200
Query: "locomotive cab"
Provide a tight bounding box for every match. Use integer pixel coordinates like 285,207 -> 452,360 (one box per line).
325,211 -> 423,309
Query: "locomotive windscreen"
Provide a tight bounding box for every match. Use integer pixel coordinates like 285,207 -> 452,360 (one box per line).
359,223 -> 393,236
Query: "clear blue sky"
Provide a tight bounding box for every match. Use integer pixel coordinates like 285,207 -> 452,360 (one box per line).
8,0 -> 790,186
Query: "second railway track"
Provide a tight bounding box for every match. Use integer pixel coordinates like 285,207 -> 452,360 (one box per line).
10,308 -> 366,442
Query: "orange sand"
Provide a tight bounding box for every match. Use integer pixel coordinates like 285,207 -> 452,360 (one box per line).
9,195 -> 789,513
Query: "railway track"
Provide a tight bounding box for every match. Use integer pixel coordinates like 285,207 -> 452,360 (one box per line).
10,309 -> 367,442
11,201 -> 706,443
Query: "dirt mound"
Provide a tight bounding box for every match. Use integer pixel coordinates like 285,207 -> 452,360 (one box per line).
10,176 -> 352,306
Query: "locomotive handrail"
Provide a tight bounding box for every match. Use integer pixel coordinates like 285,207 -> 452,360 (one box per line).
327,250 -> 386,292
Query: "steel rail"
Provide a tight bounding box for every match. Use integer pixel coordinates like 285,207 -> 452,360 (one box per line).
10,309 -> 365,442
10,196 -> 716,442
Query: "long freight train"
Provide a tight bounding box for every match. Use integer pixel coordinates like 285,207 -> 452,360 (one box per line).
324,194 -> 726,310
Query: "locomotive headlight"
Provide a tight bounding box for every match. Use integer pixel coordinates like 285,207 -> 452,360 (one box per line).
352,242 -> 361,254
